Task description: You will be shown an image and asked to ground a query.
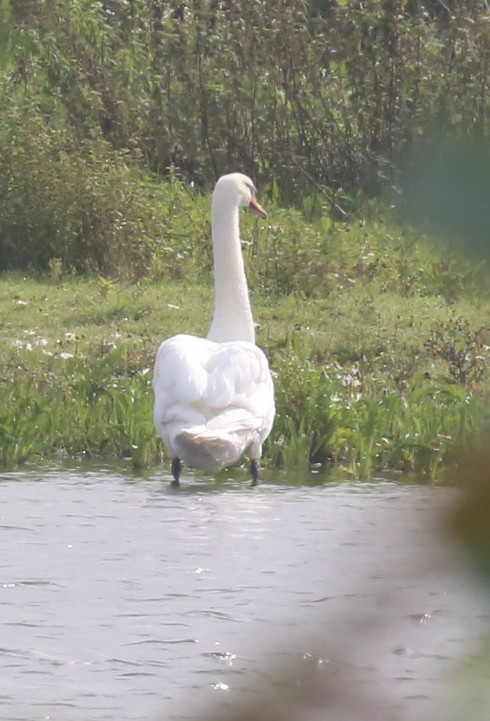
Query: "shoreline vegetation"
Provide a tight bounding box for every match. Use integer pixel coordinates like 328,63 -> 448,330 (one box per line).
0,1 -> 489,480
1,195 -> 488,479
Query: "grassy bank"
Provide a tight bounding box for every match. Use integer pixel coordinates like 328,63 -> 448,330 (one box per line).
1,198 -> 488,480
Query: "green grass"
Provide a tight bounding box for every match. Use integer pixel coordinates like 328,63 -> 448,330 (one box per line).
0,201 -> 488,480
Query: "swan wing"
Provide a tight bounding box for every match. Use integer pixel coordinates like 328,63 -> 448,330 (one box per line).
153,334 -> 274,466
204,341 -> 274,418
153,334 -> 209,407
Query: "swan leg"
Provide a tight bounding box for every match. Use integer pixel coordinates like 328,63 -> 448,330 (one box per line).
171,457 -> 181,487
251,459 -> 260,487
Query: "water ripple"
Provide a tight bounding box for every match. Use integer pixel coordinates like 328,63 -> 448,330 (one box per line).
0,468 -> 486,721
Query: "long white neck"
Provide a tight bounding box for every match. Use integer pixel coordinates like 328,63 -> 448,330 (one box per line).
207,200 -> 255,344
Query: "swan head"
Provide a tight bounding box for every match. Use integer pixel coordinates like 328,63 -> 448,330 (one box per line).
213,173 -> 267,219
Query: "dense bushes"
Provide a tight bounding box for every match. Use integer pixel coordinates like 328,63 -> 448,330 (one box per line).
0,95 -> 157,274
0,0 -> 489,274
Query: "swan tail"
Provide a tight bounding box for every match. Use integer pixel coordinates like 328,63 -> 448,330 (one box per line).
174,428 -> 242,471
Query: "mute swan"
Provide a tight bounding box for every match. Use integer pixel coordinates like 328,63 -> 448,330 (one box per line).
153,173 -> 275,486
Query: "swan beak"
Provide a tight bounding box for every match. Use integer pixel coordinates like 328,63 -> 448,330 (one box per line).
249,196 -> 268,219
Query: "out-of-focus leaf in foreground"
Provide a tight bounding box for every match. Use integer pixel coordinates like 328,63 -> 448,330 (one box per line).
407,141 -> 490,586
446,449 -> 490,584
405,140 -> 490,260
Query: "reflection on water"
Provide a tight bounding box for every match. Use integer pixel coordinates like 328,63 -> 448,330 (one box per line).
0,466 -> 488,721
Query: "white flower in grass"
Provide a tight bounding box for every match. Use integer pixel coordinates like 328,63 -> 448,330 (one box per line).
12,340 -> 33,351
59,352 -> 74,360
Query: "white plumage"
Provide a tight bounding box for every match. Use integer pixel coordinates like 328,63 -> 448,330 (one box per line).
152,173 -> 275,485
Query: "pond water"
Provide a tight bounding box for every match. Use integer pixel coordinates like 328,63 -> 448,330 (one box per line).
0,466 -> 489,721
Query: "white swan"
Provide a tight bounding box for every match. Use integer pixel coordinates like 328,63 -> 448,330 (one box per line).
153,173 -> 275,486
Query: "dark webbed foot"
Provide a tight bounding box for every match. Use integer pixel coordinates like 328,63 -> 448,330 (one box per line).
171,457 -> 181,487
251,459 -> 260,487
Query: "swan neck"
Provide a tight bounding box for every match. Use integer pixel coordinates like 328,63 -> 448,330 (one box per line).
207,203 -> 255,343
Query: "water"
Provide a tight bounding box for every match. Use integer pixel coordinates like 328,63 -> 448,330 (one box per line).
0,466 -> 488,721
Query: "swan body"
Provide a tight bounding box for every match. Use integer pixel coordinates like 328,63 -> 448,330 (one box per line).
153,173 -> 275,485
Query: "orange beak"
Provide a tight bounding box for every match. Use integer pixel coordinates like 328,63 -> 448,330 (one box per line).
249,195 -> 268,219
